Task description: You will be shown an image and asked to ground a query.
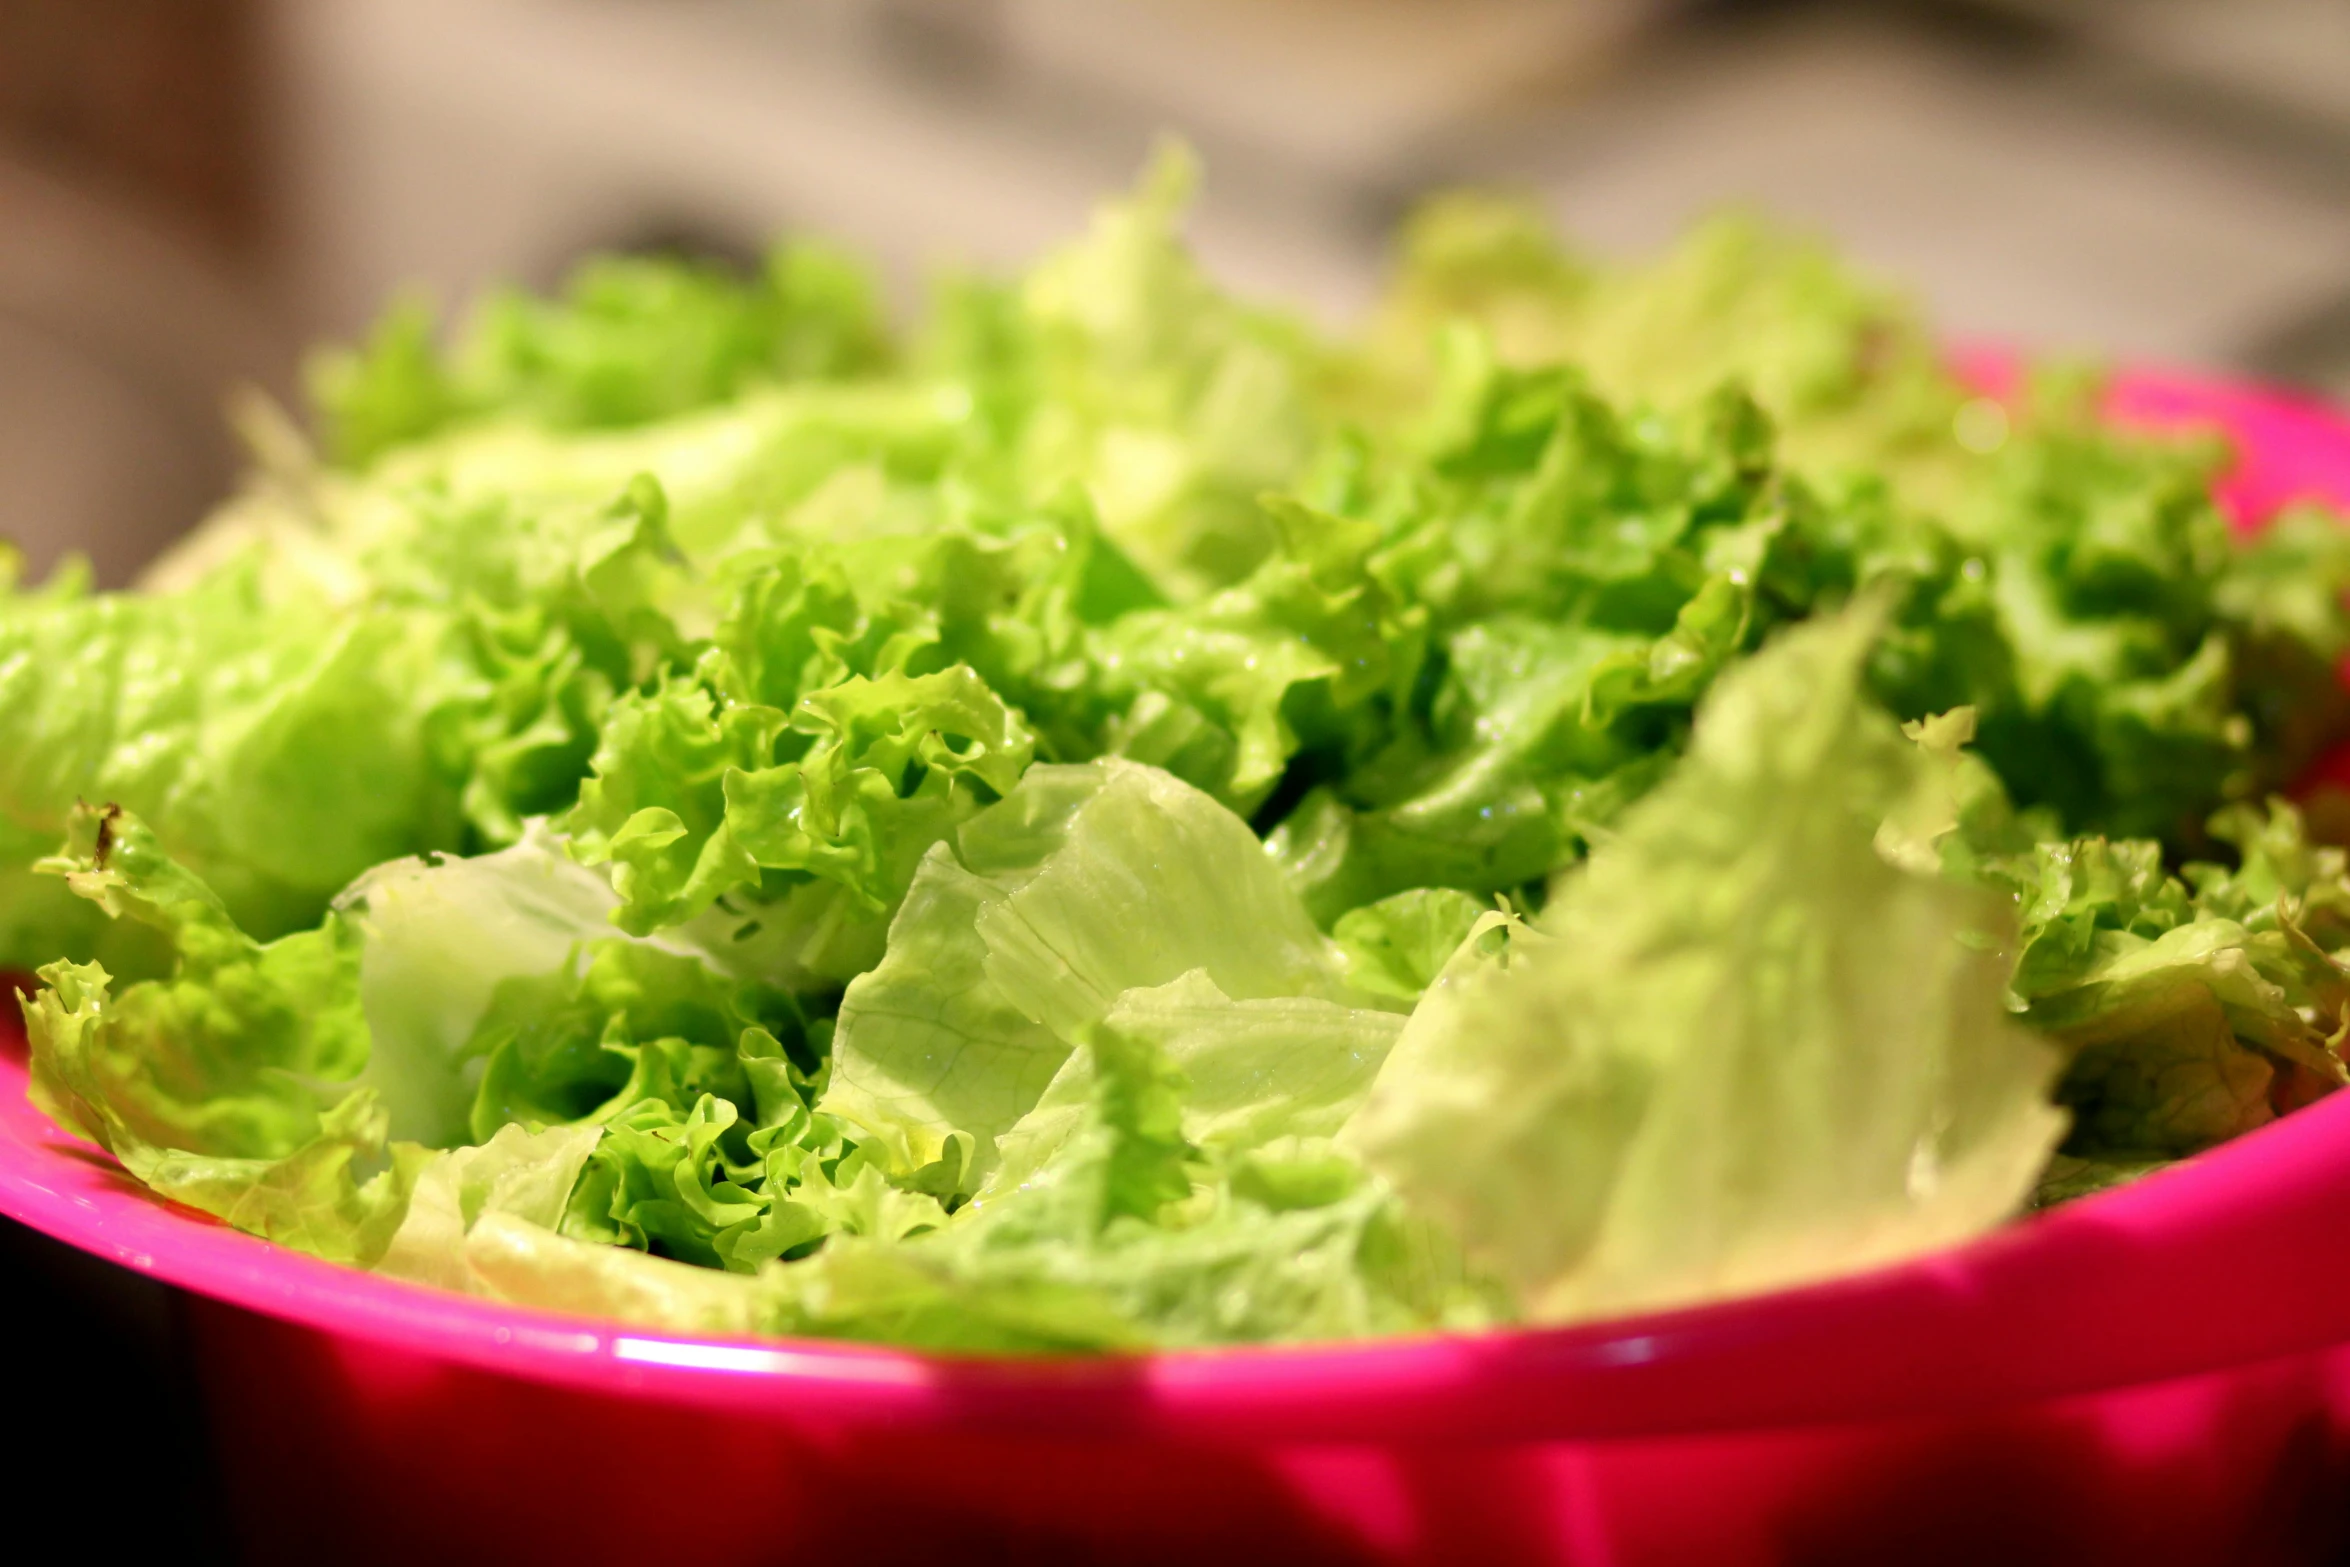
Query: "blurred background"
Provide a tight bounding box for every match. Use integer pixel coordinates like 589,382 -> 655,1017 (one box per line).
7,0 -> 2350,587
4,1 -> 2350,1557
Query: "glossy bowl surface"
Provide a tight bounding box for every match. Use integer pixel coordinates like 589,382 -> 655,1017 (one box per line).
8,365 -> 2350,1565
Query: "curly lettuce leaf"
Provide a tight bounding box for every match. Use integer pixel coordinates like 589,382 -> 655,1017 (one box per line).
948,142 -> 1331,598
559,518 -> 1082,949
0,472 -> 701,979
25,804 -> 370,1161
1372,200 -> 2350,853
1260,360 -> 1896,923
350,959 -> 1448,1351
310,241 -> 894,467
21,800 -> 834,1274
1960,797 -> 2350,1163
340,822 -> 637,1146
1092,496 -> 1427,814
25,958 -> 423,1266
0,567 -> 471,961
1368,203 -> 1964,498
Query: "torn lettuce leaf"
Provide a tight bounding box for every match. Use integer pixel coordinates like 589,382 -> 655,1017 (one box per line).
343,818 -> 823,1150
1343,604 -> 2068,1324
25,954 -> 423,1267
340,821 -> 646,1147
1332,887 -> 1490,1004
25,803 -> 372,1162
825,757 -> 1365,1185
361,948 -> 1460,1351
993,142 -> 1331,598
987,969 -> 1406,1197
1365,203 -> 1965,498
377,1121 -> 605,1292
0,568 -> 470,964
772,986 -> 1474,1352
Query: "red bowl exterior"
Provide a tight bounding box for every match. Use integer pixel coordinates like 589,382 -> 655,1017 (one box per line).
9,365 -> 2350,1565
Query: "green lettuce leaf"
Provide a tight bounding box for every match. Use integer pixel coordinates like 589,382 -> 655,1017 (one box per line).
310,241 -> 894,467
1963,797 -> 2350,1163
1263,367 -> 1866,922
25,957 -> 424,1267
350,967 -> 1448,1351
2030,1151 -> 2172,1208
987,142 -> 1331,598
24,803 -> 370,1160
339,822 -> 635,1147
825,757 -> 1362,1184
0,471 -> 700,977
1343,603 -> 2067,1323
0,566 -> 470,962
1091,496 -> 1427,814
1331,887 -> 1489,1003
774,990 -> 1466,1351
376,1121 -> 605,1291
454,1209 -> 773,1337
21,799 -> 835,1274
988,969 -> 1406,1195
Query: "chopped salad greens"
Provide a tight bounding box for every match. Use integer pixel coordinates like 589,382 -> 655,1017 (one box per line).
12,148 -> 2350,1350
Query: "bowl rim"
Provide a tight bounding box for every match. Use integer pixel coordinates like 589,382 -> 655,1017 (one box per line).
8,360 -> 2350,1446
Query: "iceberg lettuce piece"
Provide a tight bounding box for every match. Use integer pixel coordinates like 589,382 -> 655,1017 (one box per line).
1344,604 -> 2067,1323
377,1121 -> 605,1292
340,822 -> 636,1147
826,758 -> 1362,1183
988,970 -> 1404,1198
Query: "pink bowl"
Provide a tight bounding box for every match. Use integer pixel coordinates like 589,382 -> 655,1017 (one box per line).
10,366 -> 2350,1566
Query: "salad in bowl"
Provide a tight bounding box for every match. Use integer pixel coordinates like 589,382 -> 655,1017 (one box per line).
9,150 -> 2350,1354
